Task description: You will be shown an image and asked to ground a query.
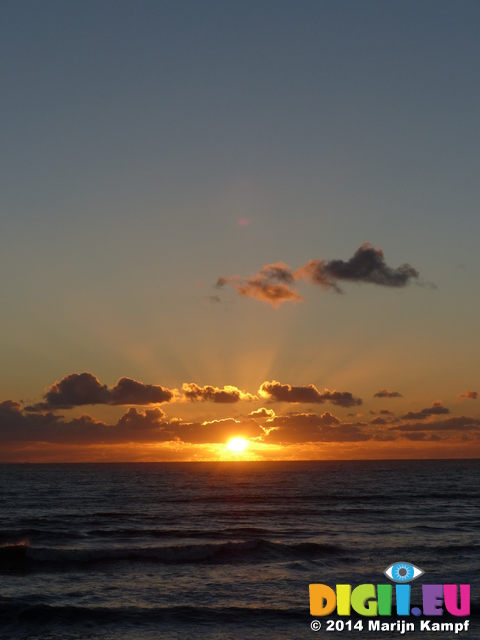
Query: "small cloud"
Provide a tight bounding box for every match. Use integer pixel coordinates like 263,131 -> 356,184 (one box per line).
373,433 -> 397,442
181,383 -> 258,403
0,400 -> 22,414
459,390 -> 478,400
403,432 -> 427,441
216,263 -> 303,308
295,243 -> 420,292
262,411 -> 370,444
236,280 -> 304,307
249,407 -> 276,420
27,373 -> 174,411
374,389 -> 403,398
259,380 -> 362,407
237,218 -> 250,226
401,402 -> 449,420
215,277 -> 228,289
391,416 -> 480,432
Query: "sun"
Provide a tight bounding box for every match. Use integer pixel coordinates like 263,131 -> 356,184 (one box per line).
226,437 -> 249,453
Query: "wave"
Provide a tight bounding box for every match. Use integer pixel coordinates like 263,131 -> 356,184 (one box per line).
0,600 -> 478,631
0,538 -> 345,569
0,601 -> 308,628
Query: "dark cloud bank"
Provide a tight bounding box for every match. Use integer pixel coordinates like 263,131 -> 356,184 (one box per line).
3,373 -> 478,450
1,398 -> 479,448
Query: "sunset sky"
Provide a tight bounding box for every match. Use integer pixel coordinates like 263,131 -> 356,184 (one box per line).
1,0 -> 480,461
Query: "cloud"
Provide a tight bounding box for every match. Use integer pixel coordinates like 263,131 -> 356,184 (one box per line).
181,383 -> 258,403
403,433 -> 428,441
26,374 -> 261,411
374,389 -> 403,398
171,417 -> 263,444
0,400 -> 22,414
259,380 -> 362,407
459,390 -> 478,400
401,402 -> 449,420
3,397 -> 475,450
236,281 -> 303,306
249,407 -> 276,420
216,262 -> 304,308
215,244 -> 422,307
262,412 -> 371,444
0,402 -> 263,446
401,433 -> 444,442
0,405 -> 173,445
390,416 -> 480,432
296,243 -> 419,292
373,433 -> 398,442
28,373 -> 174,411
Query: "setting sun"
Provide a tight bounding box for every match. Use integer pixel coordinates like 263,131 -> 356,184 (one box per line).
226,437 -> 249,453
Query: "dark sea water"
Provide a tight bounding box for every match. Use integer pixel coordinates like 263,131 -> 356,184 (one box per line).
0,460 -> 478,639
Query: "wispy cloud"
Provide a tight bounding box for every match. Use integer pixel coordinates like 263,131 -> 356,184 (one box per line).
459,390 -> 478,400
373,389 -> 403,398
216,261 -> 304,308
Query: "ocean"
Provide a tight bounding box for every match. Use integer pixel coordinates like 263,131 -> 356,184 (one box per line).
0,460 -> 478,639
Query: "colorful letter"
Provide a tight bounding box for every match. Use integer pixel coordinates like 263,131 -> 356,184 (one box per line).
351,584 -> 378,616
309,584 -> 336,616
377,584 -> 392,615
395,584 -> 411,615
422,584 -> 444,616
444,585 -> 470,616
336,584 -> 351,615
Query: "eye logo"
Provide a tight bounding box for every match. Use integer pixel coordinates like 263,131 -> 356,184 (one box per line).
310,561 -> 470,619
384,562 -> 424,583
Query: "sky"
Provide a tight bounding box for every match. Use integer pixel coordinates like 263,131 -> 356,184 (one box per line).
1,0 -> 480,461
